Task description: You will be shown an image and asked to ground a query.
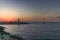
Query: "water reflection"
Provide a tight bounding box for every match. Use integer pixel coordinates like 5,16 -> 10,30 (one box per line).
0,25 -> 19,35
0,23 -> 60,40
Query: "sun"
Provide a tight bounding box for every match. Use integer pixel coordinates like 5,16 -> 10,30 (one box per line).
0,7 -> 19,22
2,18 -> 15,22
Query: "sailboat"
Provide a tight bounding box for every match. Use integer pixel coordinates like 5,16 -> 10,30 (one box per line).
42,17 -> 45,24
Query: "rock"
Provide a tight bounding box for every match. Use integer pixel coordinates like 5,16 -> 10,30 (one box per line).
0,26 -> 23,40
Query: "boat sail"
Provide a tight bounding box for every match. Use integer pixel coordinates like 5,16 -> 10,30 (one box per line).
42,16 -> 45,24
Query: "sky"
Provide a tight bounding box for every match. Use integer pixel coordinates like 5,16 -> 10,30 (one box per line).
0,0 -> 60,22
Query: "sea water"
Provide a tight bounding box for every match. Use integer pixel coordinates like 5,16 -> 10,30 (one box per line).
0,22 -> 60,40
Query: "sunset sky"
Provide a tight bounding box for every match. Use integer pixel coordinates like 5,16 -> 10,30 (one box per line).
0,0 -> 60,22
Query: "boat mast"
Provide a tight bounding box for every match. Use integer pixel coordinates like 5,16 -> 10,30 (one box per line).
42,16 -> 45,24
43,17 -> 44,24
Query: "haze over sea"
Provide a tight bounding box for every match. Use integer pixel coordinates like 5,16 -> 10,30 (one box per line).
0,22 -> 60,40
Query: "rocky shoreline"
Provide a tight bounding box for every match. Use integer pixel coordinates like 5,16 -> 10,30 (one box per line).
0,26 -> 23,40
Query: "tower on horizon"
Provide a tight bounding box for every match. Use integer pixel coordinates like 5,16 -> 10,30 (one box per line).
18,18 -> 20,25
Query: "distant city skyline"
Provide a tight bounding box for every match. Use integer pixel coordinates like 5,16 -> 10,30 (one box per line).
0,0 -> 60,22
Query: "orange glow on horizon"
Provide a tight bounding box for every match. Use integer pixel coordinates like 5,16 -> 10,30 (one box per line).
0,16 -> 59,22
19,16 -> 59,22
0,18 -> 17,22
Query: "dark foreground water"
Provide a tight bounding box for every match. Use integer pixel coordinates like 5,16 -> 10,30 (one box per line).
0,22 -> 60,40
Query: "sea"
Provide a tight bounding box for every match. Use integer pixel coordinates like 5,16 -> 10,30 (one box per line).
0,22 -> 60,40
